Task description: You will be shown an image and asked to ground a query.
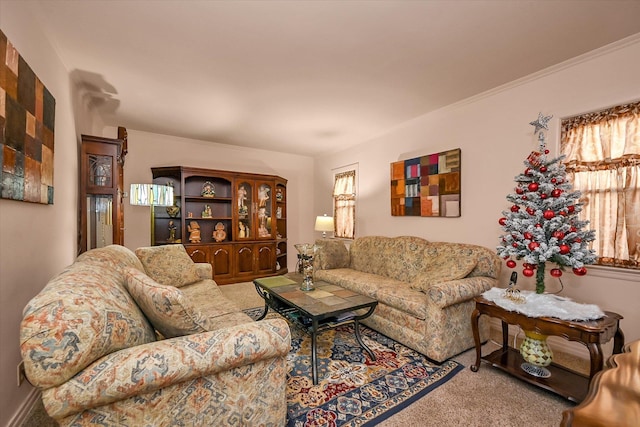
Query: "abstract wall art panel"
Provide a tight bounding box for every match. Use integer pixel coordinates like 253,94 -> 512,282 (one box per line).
390,148 -> 461,217
1,30 -> 55,204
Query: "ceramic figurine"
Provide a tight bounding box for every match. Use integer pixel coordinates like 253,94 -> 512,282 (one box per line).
188,221 -> 201,243
201,181 -> 215,197
168,220 -> 177,243
213,222 -> 226,242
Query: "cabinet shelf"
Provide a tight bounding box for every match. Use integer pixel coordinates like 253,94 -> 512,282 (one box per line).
189,217 -> 232,221
185,196 -> 232,202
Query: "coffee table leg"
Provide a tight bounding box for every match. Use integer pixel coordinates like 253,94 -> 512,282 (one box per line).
355,320 -> 376,361
312,320 -> 319,385
256,301 -> 269,321
253,283 -> 270,321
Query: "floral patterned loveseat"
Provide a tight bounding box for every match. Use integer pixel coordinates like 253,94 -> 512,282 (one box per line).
20,244 -> 291,426
314,236 -> 500,362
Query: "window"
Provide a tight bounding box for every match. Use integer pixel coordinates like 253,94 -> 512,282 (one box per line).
333,170 -> 356,239
560,101 -> 640,269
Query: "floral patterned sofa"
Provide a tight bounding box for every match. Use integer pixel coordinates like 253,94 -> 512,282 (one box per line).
20,244 -> 291,426
314,236 -> 500,362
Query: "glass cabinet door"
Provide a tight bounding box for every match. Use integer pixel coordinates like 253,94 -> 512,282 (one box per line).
237,180 -> 253,239
256,181 -> 273,238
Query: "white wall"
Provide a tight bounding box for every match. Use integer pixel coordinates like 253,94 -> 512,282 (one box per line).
315,37 -> 640,351
101,127 -> 315,273
0,3 -> 80,426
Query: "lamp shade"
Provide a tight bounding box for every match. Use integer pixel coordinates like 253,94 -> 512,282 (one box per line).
130,184 -> 174,206
315,214 -> 334,238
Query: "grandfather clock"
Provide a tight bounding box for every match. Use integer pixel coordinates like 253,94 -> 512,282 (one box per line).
78,127 -> 128,254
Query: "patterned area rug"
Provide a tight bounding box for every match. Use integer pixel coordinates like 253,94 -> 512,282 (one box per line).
244,307 -> 463,427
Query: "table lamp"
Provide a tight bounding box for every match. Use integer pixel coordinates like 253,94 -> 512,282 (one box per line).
315,214 -> 334,238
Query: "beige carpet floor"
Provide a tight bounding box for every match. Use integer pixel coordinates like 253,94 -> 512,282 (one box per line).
21,281 -> 581,426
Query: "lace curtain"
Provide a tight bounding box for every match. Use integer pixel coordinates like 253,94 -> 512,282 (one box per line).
560,101 -> 640,269
333,170 -> 356,239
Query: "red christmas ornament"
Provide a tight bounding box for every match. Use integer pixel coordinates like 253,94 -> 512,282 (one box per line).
523,268 -> 535,277
523,232 -> 533,240
543,210 -> 555,219
574,238 -> 582,243
526,207 -> 535,215
525,168 -> 532,175
535,223 -> 542,228
540,193 -> 548,199
550,268 -> 563,278
528,242 -> 540,251
551,178 -> 557,183
506,260 -> 516,268
559,244 -> 571,254
510,205 -> 520,212
570,227 -> 577,233
559,211 -> 567,216
552,231 -> 565,240
573,267 -> 587,276
515,187 -> 524,194
567,205 -> 575,213
551,189 -> 562,197
512,243 -> 519,248
540,166 -> 547,172
498,217 -> 507,226
544,149 -> 550,154
528,183 -> 539,192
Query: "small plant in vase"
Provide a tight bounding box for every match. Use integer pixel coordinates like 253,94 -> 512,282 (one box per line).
496,113 -> 597,377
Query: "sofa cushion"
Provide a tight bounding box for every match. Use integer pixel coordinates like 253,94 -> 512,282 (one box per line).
180,280 -> 251,323
315,268 -> 429,320
124,268 -> 213,338
135,244 -> 200,288
411,253 -> 478,292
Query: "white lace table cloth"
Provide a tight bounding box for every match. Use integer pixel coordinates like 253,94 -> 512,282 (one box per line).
482,287 -> 605,321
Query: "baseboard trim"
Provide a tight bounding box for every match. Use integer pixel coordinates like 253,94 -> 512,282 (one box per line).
8,388 -> 40,427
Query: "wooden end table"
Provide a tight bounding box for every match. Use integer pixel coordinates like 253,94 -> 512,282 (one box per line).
254,276 -> 378,385
470,296 -> 624,402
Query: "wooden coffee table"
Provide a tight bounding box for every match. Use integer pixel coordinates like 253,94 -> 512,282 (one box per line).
253,276 -> 378,385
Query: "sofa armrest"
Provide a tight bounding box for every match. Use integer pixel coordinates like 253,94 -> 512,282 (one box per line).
424,277 -> 496,309
194,262 -> 213,280
43,318 -> 291,419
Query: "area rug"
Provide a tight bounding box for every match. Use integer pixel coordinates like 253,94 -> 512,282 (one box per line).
244,307 -> 464,427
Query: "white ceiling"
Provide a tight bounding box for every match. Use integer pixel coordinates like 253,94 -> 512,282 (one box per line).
29,0 -> 640,156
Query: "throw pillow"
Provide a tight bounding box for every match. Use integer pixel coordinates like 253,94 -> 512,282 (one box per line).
315,239 -> 350,270
411,256 -> 478,292
135,244 -> 200,288
124,268 -> 211,338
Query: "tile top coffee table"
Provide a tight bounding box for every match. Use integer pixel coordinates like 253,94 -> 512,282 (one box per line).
253,276 -> 378,384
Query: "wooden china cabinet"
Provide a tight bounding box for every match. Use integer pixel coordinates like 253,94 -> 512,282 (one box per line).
78,128 -> 127,254
151,166 -> 288,284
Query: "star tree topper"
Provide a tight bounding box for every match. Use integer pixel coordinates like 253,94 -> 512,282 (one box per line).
529,112 -> 553,134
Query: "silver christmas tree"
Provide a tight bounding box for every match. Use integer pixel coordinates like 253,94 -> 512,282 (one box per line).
497,113 -> 597,294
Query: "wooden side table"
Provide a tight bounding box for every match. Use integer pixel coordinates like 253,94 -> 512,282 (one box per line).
470,296 -> 624,402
